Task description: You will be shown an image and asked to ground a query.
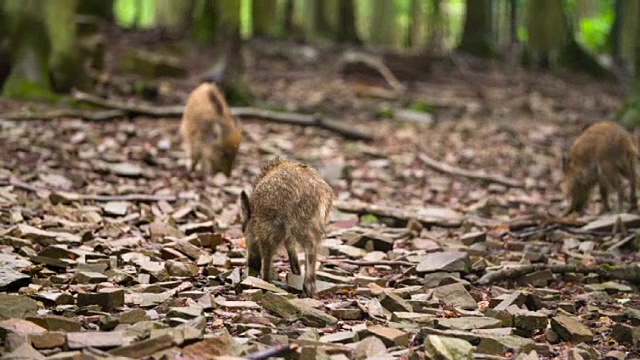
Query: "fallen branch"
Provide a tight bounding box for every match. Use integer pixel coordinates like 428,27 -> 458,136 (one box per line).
323,259 -> 415,267
246,344 -> 299,360
1,109 -> 127,121
231,107 -> 374,141
417,153 -> 524,189
335,200 -> 462,228
476,263 -> 640,286
73,91 -> 373,141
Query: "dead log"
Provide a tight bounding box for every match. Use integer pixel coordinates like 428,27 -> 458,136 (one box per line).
476,263 -> 640,285
417,153 -> 524,189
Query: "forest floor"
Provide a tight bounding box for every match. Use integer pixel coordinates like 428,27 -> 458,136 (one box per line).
0,31 -> 639,360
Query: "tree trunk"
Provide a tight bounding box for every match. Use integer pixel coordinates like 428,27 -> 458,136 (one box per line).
618,1 -> 640,128
45,0 -> 85,92
312,0 -> 333,37
609,0 -> 622,65
427,0 -> 446,52
77,0 -> 114,21
208,0 -> 251,105
191,0 -> 219,43
509,0 -> 517,45
0,3 -> 11,87
252,0 -> 277,38
2,0 -> 54,99
621,0 -> 639,66
370,0 -> 396,46
283,0 -> 295,33
155,0 -> 193,31
458,0 -> 494,57
575,0 -> 599,21
336,0 -> 361,44
406,0 -> 422,48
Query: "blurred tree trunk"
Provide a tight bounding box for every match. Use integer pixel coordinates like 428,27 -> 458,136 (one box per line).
191,0 -> 219,43
0,2 -> 11,87
526,0 -> 566,67
336,0 -> 360,44
427,0 -> 445,52
525,0 -> 609,76
312,0 -> 333,37
406,0 -> 422,48
621,0 -> 639,66
618,1 -> 640,128
77,0 -> 114,21
45,0 -> 84,92
509,0 -> 517,44
252,0 -> 277,38
207,0 -> 251,105
459,0 -> 495,57
2,0 -> 53,98
155,0 -> 193,31
575,0 -> 598,21
609,0 -> 622,64
370,0 -> 396,46
283,0 -> 295,33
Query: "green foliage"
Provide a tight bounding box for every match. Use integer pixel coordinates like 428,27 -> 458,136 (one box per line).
114,0 -> 155,29
360,214 -> 379,223
599,263 -> 614,271
577,11 -> 613,53
409,101 -> 434,114
376,107 -> 395,119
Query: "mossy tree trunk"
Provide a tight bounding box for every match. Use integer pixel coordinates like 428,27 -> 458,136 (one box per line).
252,0 -> 277,38
458,0 -> 495,57
2,0 -> 53,99
618,2 -> 640,129
336,0 -> 361,44
45,0 -> 85,92
155,0 -> 193,32
427,0 -> 446,52
406,0 -> 423,48
621,0 -> 639,66
192,0 -> 219,44
370,0 -> 396,47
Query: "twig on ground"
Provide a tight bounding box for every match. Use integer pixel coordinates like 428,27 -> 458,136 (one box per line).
417,153 -> 524,189
476,263 -> 640,285
246,344 -> 299,360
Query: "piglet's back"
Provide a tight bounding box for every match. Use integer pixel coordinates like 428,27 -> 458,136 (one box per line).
250,159 -> 333,223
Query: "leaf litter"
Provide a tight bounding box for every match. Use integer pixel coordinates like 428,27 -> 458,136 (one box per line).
0,39 -> 638,359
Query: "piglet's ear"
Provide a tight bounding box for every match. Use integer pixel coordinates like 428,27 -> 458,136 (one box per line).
240,190 -> 251,222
